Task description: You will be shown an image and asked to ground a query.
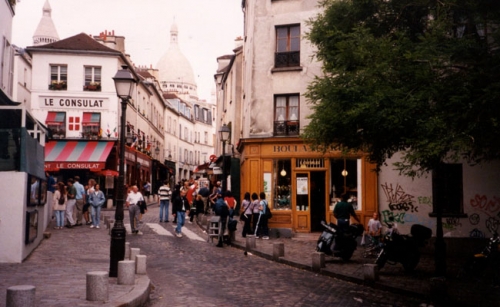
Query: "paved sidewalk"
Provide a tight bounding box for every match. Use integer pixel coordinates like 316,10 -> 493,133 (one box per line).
0,205 -> 153,307
226,219 -> 499,307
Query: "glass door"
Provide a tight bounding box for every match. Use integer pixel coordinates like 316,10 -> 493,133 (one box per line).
294,173 -> 310,232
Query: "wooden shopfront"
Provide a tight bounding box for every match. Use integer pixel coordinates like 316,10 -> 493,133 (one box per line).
238,138 -> 378,233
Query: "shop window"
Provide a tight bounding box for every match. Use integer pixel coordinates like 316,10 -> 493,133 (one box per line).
83,66 -> 101,91
46,112 -> 66,138
275,24 -> 300,68
431,163 -> 464,216
274,94 -> 299,136
273,159 -> 292,210
82,112 -> 101,139
329,158 -> 360,211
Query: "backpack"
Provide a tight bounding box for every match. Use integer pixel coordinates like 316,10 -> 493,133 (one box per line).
58,195 -> 65,205
262,200 -> 272,219
214,199 -> 229,216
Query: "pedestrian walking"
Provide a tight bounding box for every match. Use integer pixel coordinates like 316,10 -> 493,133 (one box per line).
198,181 -> 210,214
73,176 -> 85,226
240,192 -> 252,238
172,189 -> 189,237
65,178 -> 77,228
52,182 -> 67,229
214,192 -> 229,247
126,185 -> 144,234
88,184 -> 105,229
256,192 -> 270,239
158,180 -> 172,222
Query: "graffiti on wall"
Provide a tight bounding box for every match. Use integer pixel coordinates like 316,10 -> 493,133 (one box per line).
469,213 -> 480,225
470,195 -> 500,216
469,228 -> 485,238
444,217 -> 462,230
381,183 -> 418,213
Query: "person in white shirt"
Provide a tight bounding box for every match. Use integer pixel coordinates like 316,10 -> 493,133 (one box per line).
126,185 -> 144,234
366,212 -> 382,245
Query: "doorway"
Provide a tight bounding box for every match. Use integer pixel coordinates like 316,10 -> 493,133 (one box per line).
310,171 -> 326,232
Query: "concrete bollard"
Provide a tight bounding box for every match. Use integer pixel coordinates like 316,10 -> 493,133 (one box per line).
125,242 -> 130,259
86,271 -> 109,301
135,255 -> 147,274
246,236 -> 256,250
118,260 -> 136,285
273,242 -> 285,260
130,248 -> 140,261
312,252 -> 325,271
6,285 -> 36,307
363,264 -> 379,281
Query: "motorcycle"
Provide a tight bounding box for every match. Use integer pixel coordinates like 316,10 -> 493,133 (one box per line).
316,221 -> 364,261
460,231 -> 499,282
375,223 -> 432,273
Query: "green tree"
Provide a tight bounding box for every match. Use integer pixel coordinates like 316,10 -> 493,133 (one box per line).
304,0 -> 500,177
304,0 -> 500,276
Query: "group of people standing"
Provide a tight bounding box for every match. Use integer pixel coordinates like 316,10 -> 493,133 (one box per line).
49,174 -> 106,230
239,191 -> 270,240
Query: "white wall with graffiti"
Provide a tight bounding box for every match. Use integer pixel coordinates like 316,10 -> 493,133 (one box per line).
378,153 -> 500,239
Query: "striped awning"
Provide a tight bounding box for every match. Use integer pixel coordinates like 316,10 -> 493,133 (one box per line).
82,113 -> 100,126
44,141 -> 114,171
45,112 -> 65,125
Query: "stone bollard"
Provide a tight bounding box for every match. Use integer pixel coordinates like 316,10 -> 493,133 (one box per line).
363,264 -> 379,281
246,236 -> 256,250
130,248 -> 140,261
135,255 -> 147,275
6,285 -> 36,307
118,260 -> 136,285
125,242 -> 130,259
312,252 -> 325,271
273,242 -> 285,260
86,271 -> 109,301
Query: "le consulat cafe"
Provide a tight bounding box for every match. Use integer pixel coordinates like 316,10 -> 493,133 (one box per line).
40,94 -> 152,199
238,137 -> 378,233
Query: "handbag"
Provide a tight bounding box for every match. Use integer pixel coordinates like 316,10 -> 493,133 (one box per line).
240,203 -> 248,221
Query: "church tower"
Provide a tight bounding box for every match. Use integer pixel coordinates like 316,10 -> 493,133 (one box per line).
32,0 -> 59,46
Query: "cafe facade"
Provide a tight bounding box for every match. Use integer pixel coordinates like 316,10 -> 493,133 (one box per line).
238,137 -> 378,233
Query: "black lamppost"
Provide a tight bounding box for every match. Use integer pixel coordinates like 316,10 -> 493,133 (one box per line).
109,65 -> 136,277
218,124 -> 230,192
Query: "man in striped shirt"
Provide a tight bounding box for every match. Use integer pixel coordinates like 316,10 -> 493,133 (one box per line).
158,180 -> 172,222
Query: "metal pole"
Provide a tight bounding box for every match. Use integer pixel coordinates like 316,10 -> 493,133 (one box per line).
109,99 -> 127,277
222,140 -> 226,192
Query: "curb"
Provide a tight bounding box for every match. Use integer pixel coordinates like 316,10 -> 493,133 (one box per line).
108,275 -> 151,307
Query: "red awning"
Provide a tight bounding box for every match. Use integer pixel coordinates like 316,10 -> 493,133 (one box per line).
82,113 -> 100,126
45,112 -> 65,125
92,169 -> 119,177
44,141 -> 114,171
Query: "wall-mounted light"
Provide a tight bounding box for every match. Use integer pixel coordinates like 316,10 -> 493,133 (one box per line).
341,169 -> 348,177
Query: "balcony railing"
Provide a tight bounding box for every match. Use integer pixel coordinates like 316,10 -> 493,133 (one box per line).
274,120 -> 299,136
274,51 -> 300,68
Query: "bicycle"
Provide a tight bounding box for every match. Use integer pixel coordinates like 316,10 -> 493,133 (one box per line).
362,234 -> 383,258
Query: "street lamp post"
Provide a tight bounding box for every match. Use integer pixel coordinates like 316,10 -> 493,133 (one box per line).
218,124 -> 230,192
109,65 -> 136,278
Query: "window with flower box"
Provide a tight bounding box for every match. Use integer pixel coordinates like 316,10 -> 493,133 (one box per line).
49,65 -> 67,90
82,112 -> 101,139
274,94 -> 299,136
83,66 -> 101,91
45,112 -> 66,138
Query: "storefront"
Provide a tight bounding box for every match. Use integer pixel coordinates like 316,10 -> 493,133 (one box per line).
238,138 -> 378,233
124,146 -> 152,188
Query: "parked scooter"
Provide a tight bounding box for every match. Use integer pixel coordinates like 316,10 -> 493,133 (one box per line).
460,231 -> 499,282
316,221 -> 364,261
375,223 -> 432,273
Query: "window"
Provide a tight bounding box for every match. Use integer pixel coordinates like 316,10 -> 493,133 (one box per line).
68,116 -> 80,131
82,112 -> 101,139
275,25 -> 300,68
46,112 -> 66,138
1,37 -> 14,96
432,163 -> 464,216
204,131 -> 208,144
274,94 -> 299,136
84,66 -> 101,91
49,65 -> 67,90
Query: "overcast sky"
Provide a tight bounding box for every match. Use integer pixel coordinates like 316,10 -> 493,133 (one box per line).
12,0 -> 244,101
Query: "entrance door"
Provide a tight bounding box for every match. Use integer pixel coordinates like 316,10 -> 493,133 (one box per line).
293,171 -> 326,232
310,171 -> 326,232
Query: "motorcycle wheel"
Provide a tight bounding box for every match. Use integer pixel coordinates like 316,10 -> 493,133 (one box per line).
376,250 -> 387,269
402,251 -> 420,273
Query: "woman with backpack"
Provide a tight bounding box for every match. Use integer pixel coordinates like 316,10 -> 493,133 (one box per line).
52,182 -> 67,230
